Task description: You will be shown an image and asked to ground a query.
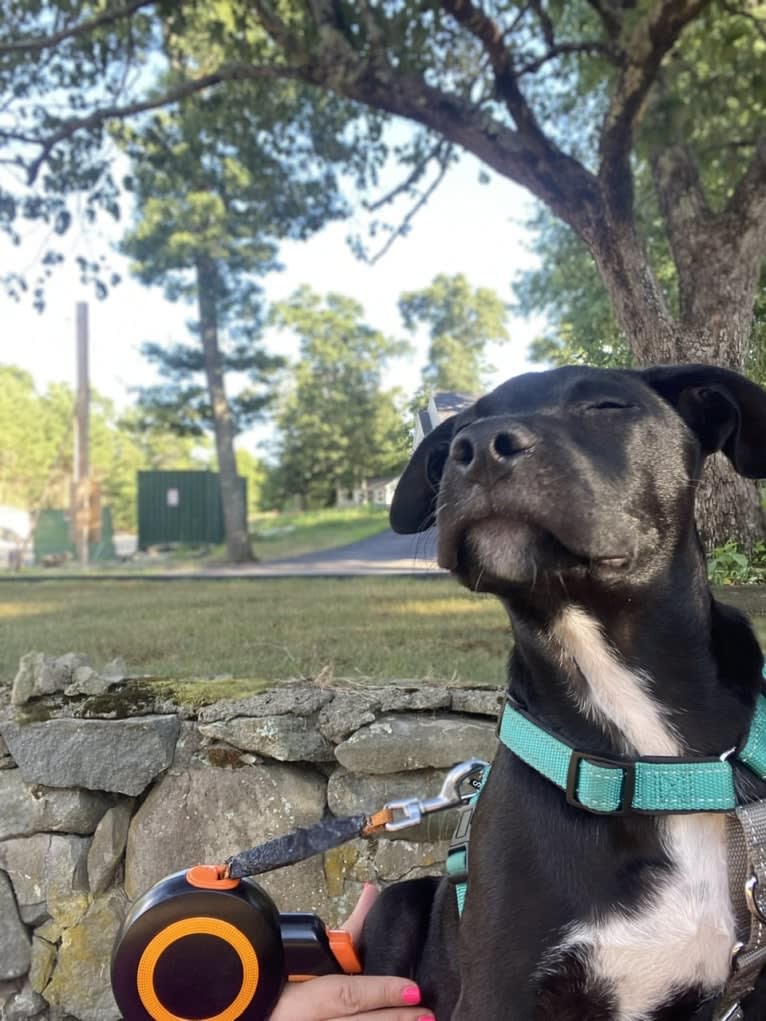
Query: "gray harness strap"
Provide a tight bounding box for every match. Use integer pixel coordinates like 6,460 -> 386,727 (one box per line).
715,802 -> 766,1020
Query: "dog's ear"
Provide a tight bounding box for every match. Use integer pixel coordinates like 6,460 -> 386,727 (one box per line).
641,364 -> 766,478
390,415 -> 457,533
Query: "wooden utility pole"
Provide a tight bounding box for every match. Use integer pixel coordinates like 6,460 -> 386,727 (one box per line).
73,302 -> 90,566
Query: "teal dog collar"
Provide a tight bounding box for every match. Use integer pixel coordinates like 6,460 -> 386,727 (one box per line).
498,686 -> 766,816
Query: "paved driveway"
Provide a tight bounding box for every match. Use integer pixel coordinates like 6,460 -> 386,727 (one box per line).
204,528 -> 442,577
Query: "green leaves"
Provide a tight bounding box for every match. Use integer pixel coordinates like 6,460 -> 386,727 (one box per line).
399,273 -> 510,393
269,287 -> 410,508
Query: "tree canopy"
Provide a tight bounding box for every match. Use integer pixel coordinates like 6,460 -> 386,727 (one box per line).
4,1 -> 766,545
0,365 -> 206,531
400,272 -> 509,395
269,287 -> 410,509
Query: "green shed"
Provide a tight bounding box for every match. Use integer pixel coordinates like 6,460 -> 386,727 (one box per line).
137,470 -> 246,549
33,509 -> 75,562
33,506 -> 115,563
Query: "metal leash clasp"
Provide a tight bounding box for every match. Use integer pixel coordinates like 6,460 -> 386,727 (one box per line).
382,758 -> 489,832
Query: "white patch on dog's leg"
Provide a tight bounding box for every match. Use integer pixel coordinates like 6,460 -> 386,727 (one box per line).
550,608 -> 735,1019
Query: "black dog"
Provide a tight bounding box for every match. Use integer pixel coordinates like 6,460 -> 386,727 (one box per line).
361,364 -> 766,1020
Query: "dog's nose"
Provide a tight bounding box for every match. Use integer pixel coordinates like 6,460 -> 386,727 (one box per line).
449,419 -> 535,481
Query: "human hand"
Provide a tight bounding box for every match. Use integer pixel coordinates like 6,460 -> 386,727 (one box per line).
268,885 -> 434,1021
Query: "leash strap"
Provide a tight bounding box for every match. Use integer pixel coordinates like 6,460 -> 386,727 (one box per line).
225,759 -> 488,880
497,694 -> 766,815
226,814 -> 371,879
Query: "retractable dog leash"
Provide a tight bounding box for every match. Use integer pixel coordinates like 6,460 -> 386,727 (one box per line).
111,759 -> 487,1021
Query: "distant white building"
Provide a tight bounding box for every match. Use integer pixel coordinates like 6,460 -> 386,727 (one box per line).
335,391 -> 476,509
335,476 -> 400,509
413,390 -> 475,449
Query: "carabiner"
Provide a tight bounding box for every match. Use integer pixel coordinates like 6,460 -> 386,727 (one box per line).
383,758 -> 489,832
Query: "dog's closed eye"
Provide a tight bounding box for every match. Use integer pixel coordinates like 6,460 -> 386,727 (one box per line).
583,400 -> 637,412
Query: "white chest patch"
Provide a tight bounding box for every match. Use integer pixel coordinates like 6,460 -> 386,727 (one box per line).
549,608 -> 735,1020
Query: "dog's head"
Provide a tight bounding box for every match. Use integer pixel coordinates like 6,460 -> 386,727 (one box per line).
391,364 -> 766,597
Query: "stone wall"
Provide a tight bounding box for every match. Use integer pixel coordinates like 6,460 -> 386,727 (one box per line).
0,653 -> 502,1021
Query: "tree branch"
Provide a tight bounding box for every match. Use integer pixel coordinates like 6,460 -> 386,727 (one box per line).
517,41 -> 618,76
363,140 -> 449,213
599,0 -> 710,212
0,0 -> 155,55
649,143 -> 712,314
437,0 -> 600,230
584,0 -> 624,42
358,0 -> 387,51
367,153 -> 452,264
24,64 -> 304,185
250,1 -> 298,50
528,0 -> 555,48
652,135 -> 766,346
724,132 -> 766,241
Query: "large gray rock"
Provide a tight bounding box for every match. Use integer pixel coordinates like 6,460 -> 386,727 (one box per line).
199,715 -> 333,762
28,934 -> 56,994
11,651 -> 90,706
125,765 -> 330,917
64,656 -> 129,698
322,837 -> 446,910
0,980 -> 22,1016
317,686 -> 452,744
376,685 -> 451,712
0,769 -> 110,840
335,714 -> 497,774
2,979 -> 47,1020
450,688 -> 504,717
0,715 -> 180,795
44,888 -> 128,1021
0,834 -> 90,922
198,686 -> 332,723
0,870 -> 31,980
318,693 -> 377,743
327,767 -> 458,842
87,800 -> 134,895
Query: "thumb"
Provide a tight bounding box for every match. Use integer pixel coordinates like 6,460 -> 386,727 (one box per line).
341,883 -> 379,944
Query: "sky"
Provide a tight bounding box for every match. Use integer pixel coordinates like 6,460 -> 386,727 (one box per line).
0,149 -> 545,453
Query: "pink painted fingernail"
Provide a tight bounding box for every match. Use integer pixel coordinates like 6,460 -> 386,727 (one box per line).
401,986 -> 421,1005
417,1015 -> 434,1020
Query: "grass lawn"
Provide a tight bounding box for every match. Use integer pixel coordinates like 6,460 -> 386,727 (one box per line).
0,577 -> 510,690
251,507 -> 390,561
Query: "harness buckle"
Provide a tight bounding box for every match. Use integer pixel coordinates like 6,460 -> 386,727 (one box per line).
566,751 -> 635,815
745,874 -> 766,925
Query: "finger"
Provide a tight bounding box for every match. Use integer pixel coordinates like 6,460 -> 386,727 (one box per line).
269,975 -> 429,1021
342,883 -> 380,943
327,1011 -> 434,1021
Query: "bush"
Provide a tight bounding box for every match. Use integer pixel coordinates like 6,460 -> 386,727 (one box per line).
707,541 -> 766,585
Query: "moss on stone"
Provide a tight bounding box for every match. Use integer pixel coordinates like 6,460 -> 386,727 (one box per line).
324,843 -> 361,898
15,701 -> 53,724
154,676 -> 273,709
80,676 -> 274,718
81,680 -> 159,719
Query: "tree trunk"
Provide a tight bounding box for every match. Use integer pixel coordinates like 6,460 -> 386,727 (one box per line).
696,455 -> 764,553
585,206 -> 766,552
196,256 -> 255,563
